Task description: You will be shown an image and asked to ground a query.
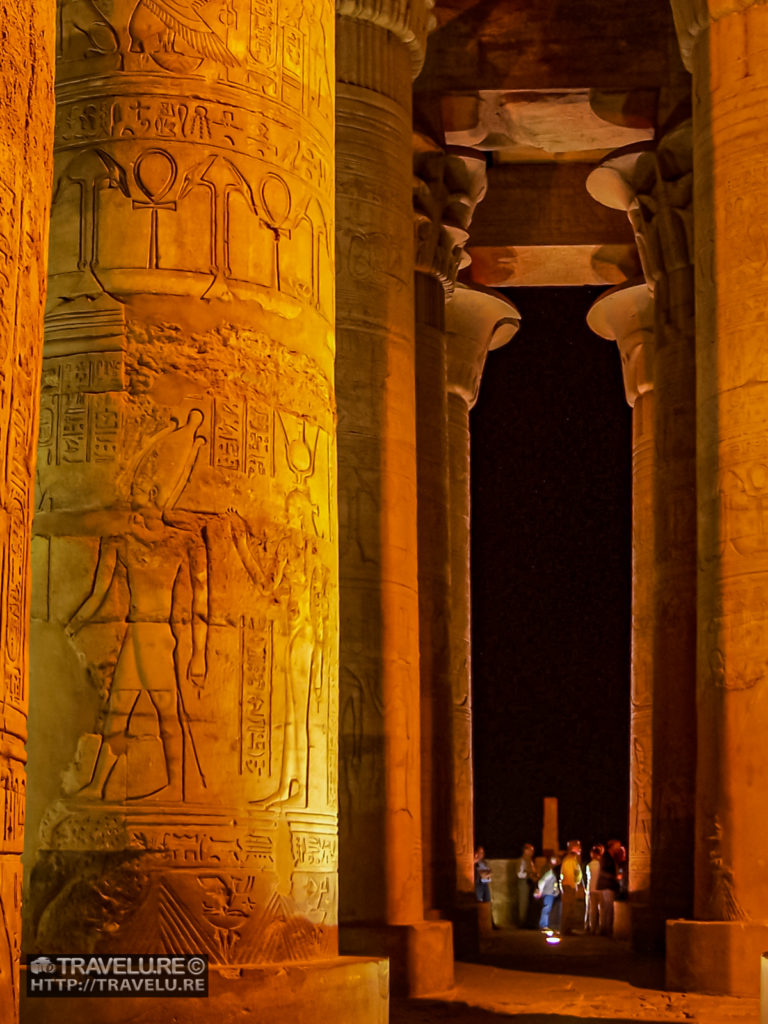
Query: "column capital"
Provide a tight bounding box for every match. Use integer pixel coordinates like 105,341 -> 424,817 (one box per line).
588,125 -> 693,324
413,137 -> 487,295
587,281 -> 654,407
446,285 -> 520,407
336,0 -> 436,76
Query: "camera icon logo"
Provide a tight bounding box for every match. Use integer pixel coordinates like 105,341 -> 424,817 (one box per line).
29,957 -> 57,976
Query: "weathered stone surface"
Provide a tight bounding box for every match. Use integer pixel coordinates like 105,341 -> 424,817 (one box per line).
469,244 -> 640,288
0,1 -> 56,1018
469,164 -> 634,248
443,91 -> 652,155
416,0 -> 683,95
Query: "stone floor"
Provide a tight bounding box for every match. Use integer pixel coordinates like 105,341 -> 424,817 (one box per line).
391,929 -> 760,1023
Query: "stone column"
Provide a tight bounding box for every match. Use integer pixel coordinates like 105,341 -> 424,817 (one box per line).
665,0 -> 768,995
587,122 -> 696,951
412,140 -> 486,919
0,3 -> 55,1020
587,281 -> 655,933
445,284 -> 520,931
335,0 -> 453,998
23,4 -> 384,1021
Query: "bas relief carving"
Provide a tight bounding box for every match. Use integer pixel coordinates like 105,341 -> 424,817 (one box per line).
29,0 -> 338,967
56,0 -> 334,130
48,148 -> 332,316
62,411 -> 207,802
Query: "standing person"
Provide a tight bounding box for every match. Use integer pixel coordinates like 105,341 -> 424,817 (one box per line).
559,839 -> 583,935
474,846 -> 492,903
584,844 -> 604,934
513,843 -> 539,928
595,838 -> 623,936
534,854 -> 561,930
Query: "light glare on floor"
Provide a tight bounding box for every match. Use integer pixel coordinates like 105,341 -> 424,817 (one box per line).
546,936 -> 561,945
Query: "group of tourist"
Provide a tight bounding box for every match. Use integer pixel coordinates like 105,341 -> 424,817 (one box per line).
473,838 -> 627,937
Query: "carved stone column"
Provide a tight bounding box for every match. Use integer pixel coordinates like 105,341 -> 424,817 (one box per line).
0,3 -> 55,1019
412,140 -> 486,919
664,0 -> 768,995
23,3 -> 384,1021
587,280 -> 655,931
335,0 -> 453,998
588,122 -> 696,951
445,285 -> 520,928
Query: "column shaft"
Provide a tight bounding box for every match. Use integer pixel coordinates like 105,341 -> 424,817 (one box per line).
665,0 -> 768,994
336,18 -> 422,926
415,271 -> 453,914
21,3 -> 384,1019
0,3 -> 55,1019
629,390 -> 655,905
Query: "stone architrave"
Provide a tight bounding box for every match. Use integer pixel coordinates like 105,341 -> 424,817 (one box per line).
0,3 -> 55,1020
22,3 -> 384,1021
445,284 -> 520,911
335,0 -> 453,999
664,0 -> 768,996
412,139 -> 487,917
587,283 -> 655,936
587,123 -> 696,951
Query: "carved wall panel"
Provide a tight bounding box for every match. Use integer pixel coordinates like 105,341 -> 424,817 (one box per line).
25,0 -> 337,969
0,1 -> 56,1017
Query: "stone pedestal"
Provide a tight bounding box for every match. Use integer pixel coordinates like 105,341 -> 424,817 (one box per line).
667,921 -> 768,998
0,4 -> 55,1020
486,859 -> 515,929
342,922 -> 453,997
666,0 -> 768,994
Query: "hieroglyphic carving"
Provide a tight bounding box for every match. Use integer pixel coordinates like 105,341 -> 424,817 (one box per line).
56,0 -> 335,130
48,147 -> 330,314
29,0 -> 337,977
1,3 -> 55,1015
38,352 -> 123,470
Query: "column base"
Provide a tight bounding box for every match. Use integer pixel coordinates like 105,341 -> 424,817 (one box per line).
21,956 -> 388,1024
341,921 -> 454,996
667,919 -> 768,996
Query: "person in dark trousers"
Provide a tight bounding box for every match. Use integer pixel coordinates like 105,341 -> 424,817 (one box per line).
474,845 -> 492,902
595,838 -> 623,936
